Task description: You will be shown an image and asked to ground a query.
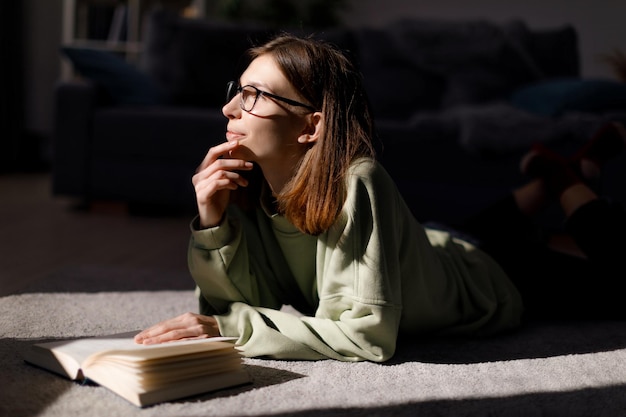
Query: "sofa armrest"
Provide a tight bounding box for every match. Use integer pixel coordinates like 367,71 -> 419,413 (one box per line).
52,80 -> 97,199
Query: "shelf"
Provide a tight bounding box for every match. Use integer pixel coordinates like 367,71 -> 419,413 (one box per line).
63,39 -> 143,54
61,0 -> 207,80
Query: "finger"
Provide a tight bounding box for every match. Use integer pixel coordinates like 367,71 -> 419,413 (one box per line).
193,159 -> 253,187
195,170 -> 249,193
197,140 -> 240,172
134,314 -> 190,342
134,313 -> 218,344
141,328 -> 209,345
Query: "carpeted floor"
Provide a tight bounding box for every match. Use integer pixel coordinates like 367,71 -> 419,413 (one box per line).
3,264 -> 626,417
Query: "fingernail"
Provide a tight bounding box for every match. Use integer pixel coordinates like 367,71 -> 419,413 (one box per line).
244,162 -> 253,168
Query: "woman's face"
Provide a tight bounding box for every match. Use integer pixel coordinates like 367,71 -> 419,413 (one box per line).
222,54 -> 312,167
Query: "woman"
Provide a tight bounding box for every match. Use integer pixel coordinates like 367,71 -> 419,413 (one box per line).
135,34 -> 626,361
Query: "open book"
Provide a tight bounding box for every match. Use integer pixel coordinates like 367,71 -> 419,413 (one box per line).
24,331 -> 251,407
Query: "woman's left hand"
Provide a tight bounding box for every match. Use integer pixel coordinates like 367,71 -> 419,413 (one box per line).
134,312 -> 221,345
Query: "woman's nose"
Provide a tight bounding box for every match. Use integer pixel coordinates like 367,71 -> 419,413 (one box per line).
222,96 -> 241,119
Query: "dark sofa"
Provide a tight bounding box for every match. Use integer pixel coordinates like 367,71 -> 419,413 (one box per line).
53,11 -> 626,224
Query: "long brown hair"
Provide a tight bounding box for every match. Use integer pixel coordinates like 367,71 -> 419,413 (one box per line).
244,34 -> 375,235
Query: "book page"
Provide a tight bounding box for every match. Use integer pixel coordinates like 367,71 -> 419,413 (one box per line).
85,338 -> 237,366
24,331 -> 141,379
26,331 -> 236,379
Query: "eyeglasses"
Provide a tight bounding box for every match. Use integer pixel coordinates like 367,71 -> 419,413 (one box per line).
226,81 -> 316,113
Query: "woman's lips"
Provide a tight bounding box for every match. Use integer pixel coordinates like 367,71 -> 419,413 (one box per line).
226,130 -> 245,141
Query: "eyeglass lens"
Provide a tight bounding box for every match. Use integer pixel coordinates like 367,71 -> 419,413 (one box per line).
226,82 -> 259,112
240,87 -> 258,111
226,82 -> 237,103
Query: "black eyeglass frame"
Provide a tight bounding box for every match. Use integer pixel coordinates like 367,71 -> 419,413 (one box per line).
226,81 -> 317,113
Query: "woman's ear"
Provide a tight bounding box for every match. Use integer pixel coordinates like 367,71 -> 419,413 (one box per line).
298,112 -> 323,144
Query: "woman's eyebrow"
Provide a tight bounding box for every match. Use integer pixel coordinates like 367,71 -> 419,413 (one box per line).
242,79 -> 273,90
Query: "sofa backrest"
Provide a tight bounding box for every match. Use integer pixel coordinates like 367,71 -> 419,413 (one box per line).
371,18 -> 579,110
142,11 -> 358,109
142,11 -> 580,119
142,11 -> 272,107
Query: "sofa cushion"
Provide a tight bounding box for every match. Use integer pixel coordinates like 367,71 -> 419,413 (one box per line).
522,25 -> 580,78
142,11 -> 272,108
386,19 -> 544,108
511,78 -> 626,117
61,47 -> 165,105
142,11 -> 358,109
355,28 -> 445,120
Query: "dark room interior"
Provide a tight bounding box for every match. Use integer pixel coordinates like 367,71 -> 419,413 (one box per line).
3,2 -> 626,416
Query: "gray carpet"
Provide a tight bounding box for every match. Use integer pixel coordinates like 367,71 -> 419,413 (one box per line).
2,264 -> 626,417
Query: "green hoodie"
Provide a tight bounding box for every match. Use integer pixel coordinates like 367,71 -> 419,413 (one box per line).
188,158 -> 523,362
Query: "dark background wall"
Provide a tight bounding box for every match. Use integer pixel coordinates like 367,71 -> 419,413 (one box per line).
8,0 -> 626,172
1,1 -> 25,172
2,0 -> 62,172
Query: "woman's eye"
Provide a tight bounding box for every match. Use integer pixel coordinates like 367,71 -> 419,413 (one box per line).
241,88 -> 256,105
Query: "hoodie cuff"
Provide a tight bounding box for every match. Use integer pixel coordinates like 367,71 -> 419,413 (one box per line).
189,214 -> 234,250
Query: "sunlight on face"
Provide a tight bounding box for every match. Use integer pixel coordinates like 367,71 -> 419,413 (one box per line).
222,54 -> 312,167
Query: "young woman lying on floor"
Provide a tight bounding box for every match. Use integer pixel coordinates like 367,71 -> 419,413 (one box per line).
135,34 -> 626,362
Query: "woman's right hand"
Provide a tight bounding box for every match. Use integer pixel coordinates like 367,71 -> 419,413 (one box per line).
134,312 -> 221,345
192,140 -> 253,228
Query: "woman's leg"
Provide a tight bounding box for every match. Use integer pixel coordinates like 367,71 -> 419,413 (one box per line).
463,124 -> 626,319
467,183 -> 626,320
459,191 -> 600,320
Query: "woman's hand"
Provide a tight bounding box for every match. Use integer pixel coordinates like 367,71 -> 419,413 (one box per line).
134,312 -> 221,345
192,140 -> 253,228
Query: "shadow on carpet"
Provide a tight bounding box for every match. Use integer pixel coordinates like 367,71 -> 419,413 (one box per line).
15,264 -> 195,293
